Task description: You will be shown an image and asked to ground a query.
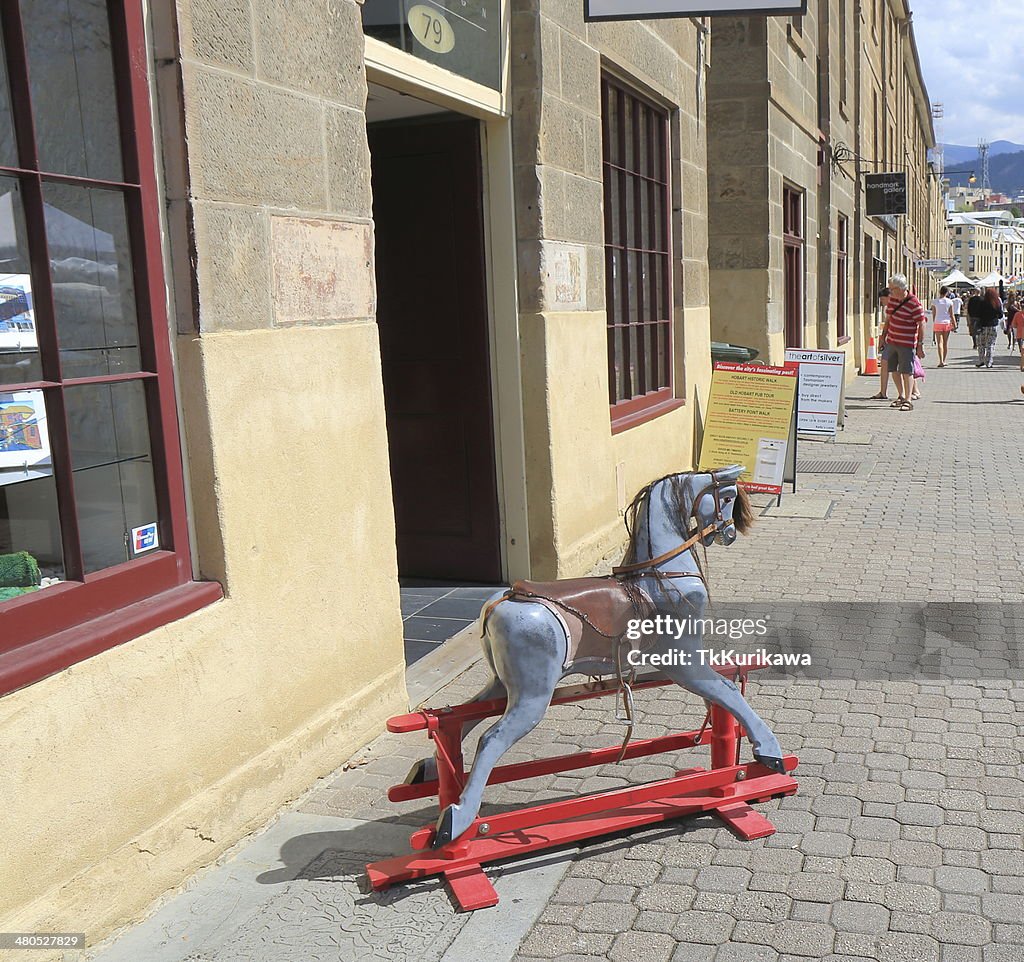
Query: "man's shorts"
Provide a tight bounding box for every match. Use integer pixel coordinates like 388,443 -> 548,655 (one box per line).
882,343 -> 914,374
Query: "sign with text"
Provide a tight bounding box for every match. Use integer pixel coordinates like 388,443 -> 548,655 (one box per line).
698,363 -> 798,496
361,0 -> 502,91
585,0 -> 807,22
784,349 -> 845,437
865,172 -> 908,217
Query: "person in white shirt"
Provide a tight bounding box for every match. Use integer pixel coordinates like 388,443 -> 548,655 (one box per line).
931,286 -> 956,367
950,291 -> 963,328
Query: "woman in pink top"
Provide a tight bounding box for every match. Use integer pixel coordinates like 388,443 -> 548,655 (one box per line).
931,285 -> 956,367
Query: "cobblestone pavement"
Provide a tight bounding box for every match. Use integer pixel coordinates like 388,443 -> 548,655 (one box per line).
93,332 -> 1024,962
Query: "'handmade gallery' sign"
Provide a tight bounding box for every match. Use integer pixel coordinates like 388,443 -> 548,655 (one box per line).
585,0 -> 807,22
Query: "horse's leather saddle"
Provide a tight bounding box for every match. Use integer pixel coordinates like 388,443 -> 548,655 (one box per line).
503,577 -> 656,670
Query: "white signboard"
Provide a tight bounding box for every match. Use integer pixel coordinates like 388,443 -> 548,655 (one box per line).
585,0 -> 806,21
784,350 -> 845,437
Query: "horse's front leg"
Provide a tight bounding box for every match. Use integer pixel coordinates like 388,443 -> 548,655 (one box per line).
653,595 -> 785,773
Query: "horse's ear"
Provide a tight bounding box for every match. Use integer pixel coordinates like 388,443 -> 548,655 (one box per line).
718,464 -> 746,482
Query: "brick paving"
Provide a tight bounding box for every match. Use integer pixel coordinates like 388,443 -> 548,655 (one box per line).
93,332 -> 1024,962
500,334 -> 1024,962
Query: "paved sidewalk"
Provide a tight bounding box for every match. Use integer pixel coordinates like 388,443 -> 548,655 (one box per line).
92,331 -> 1024,962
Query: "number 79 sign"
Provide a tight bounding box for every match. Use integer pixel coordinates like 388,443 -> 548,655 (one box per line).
408,4 -> 456,53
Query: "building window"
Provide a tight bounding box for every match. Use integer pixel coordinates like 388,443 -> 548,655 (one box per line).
783,184 -> 804,348
601,73 -> 674,428
836,216 -> 848,341
0,0 -> 211,692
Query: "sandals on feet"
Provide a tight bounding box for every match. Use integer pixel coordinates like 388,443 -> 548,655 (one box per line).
899,401 -> 914,411
869,392 -> 888,400
890,397 -> 905,408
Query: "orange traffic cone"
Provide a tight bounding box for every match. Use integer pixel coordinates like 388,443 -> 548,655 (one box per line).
863,336 -> 880,376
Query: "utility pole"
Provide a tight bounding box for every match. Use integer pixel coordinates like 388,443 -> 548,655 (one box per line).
978,138 -> 990,191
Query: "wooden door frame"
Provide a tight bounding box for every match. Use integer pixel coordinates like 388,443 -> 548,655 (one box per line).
365,69 -> 530,582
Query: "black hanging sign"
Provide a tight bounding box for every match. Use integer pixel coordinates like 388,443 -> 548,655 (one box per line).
865,172 -> 908,217
585,0 -> 807,22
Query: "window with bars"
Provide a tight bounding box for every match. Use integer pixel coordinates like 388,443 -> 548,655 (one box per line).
0,0 -> 207,686
783,184 -> 804,349
601,74 -> 674,427
837,215 -> 848,341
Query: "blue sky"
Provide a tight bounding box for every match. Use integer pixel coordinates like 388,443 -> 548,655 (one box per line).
912,2 -> 1024,145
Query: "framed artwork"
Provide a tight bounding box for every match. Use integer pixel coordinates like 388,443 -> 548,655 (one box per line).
0,389 -> 52,483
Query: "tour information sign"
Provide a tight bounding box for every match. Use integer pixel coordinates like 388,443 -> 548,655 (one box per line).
585,0 -> 807,20
699,363 -> 798,496
784,349 -> 845,437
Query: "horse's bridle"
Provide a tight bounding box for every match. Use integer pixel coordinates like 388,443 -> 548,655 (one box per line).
612,470 -> 735,579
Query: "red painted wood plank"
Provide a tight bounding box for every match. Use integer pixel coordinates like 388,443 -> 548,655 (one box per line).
388,727 -> 714,803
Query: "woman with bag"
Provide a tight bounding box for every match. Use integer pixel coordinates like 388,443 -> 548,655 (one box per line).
974,288 -> 1003,368
930,286 -> 956,367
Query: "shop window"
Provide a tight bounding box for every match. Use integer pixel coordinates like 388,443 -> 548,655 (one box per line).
783,184 -> 804,348
600,73 -> 676,430
0,1 -> 215,695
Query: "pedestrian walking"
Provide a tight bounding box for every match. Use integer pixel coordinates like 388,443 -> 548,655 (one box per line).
931,286 -> 956,367
974,287 -> 1003,368
1013,306 -> 1024,365
881,274 -> 926,411
966,288 -> 983,349
950,289 -> 963,330
1004,295 -> 1019,350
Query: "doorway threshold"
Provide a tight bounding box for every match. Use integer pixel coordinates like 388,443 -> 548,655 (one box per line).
400,580 -> 504,665
404,618 -> 488,709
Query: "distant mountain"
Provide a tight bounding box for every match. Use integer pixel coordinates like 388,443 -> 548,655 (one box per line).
943,148 -> 1024,200
941,141 -> 1024,168
942,141 -> 1024,166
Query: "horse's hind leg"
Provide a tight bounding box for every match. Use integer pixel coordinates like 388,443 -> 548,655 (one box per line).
404,674 -> 506,786
405,592 -> 509,787
434,605 -> 564,847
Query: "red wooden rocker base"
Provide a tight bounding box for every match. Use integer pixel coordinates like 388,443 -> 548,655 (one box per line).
365,665 -> 798,911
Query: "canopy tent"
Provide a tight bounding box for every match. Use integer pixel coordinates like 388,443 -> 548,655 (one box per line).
938,269 -> 974,287
974,271 -> 1005,288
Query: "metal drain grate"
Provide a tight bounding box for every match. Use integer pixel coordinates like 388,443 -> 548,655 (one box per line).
796,459 -> 862,475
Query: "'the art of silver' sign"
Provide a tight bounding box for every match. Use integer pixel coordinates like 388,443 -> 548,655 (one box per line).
585,0 -> 807,21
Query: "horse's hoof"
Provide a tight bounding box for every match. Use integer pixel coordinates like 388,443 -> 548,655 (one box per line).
404,758 -> 431,785
433,805 -> 456,849
754,753 -> 788,775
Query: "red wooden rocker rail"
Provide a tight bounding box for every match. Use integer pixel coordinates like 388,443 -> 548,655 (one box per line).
365,662 -> 799,910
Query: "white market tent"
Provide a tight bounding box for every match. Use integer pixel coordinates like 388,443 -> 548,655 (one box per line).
974,271 -> 1005,287
938,269 -> 973,287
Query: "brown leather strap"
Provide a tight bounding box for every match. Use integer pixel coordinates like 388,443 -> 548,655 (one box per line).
611,522 -> 719,577
480,590 -> 512,629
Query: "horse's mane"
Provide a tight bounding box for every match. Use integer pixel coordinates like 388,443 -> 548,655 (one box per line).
620,470 -> 753,578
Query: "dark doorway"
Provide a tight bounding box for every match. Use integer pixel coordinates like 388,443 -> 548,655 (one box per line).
368,116 -> 502,582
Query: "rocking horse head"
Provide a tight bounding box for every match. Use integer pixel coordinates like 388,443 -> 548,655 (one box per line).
691,464 -> 754,548
621,464 -> 753,571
